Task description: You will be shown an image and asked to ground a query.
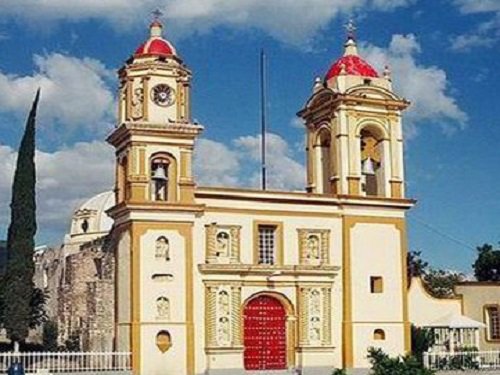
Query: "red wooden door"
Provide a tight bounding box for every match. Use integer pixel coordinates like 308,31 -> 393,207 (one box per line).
244,295 -> 287,370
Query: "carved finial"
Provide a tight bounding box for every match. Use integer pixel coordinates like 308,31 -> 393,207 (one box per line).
383,65 -> 392,81
313,76 -> 323,92
150,9 -> 164,37
344,19 -> 357,41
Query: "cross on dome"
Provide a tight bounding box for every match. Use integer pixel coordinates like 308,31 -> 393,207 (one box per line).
152,8 -> 163,21
344,19 -> 357,41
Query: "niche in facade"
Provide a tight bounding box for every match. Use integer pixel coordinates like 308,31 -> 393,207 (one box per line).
156,330 -> 172,353
152,274 -> 174,282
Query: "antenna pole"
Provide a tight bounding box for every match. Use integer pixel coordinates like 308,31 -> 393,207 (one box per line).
260,49 -> 267,190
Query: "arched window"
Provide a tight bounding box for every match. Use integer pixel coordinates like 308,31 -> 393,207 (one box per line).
315,128 -> 333,194
374,329 -> 386,340
360,128 -> 384,196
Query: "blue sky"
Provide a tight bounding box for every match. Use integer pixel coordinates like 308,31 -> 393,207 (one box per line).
0,0 -> 498,273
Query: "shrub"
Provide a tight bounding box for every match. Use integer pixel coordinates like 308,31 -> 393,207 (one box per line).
368,347 -> 435,375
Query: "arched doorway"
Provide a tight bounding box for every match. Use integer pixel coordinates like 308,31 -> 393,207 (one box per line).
243,295 -> 288,370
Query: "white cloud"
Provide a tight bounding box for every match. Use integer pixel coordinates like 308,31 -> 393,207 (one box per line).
234,133 -> 305,190
451,0 -> 500,52
0,53 -> 115,137
362,34 -> 467,136
454,0 -> 500,14
194,133 -> 305,190
0,141 -> 114,242
193,139 -> 241,186
0,0 -> 414,45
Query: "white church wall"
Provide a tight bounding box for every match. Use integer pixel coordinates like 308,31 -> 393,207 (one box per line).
408,277 -> 461,327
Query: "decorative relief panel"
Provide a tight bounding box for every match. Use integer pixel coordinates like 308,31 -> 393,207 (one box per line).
130,80 -> 144,121
156,296 -> 170,320
155,236 -> 170,261
205,283 -> 242,348
299,287 -> 332,347
297,229 -> 330,265
205,224 -> 241,264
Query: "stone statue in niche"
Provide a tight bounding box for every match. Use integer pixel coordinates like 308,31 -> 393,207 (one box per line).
131,87 -> 144,120
310,289 -> 321,315
218,316 -> 230,344
218,290 -> 230,315
306,235 -> 321,262
157,297 -> 170,319
155,237 -> 170,261
309,316 -> 321,342
215,232 -> 230,257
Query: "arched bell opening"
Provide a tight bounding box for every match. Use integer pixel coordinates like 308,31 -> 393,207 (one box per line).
314,127 -> 334,194
359,126 -> 387,197
150,152 -> 177,202
243,292 -> 296,370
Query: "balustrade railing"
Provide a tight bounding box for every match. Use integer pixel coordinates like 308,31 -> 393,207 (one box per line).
0,351 -> 131,373
424,350 -> 500,371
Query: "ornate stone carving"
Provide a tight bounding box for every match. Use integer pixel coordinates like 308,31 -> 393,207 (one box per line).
155,236 -> 170,261
298,229 -> 330,265
205,224 -> 241,264
156,296 -> 170,320
205,284 -> 242,349
131,83 -> 144,120
308,289 -> 323,344
299,287 -> 331,347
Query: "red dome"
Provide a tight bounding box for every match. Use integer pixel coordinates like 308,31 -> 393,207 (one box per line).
134,20 -> 177,58
134,38 -> 176,57
325,54 -> 379,80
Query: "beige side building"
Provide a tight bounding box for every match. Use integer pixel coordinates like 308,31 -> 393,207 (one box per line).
455,282 -> 500,351
106,19 -> 413,375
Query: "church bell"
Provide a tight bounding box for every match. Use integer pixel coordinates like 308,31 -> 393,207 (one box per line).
361,157 -> 376,175
152,165 -> 168,181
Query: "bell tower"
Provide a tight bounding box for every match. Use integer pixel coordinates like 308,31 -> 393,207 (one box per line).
298,21 -> 409,198
107,14 -> 202,375
110,17 -> 202,206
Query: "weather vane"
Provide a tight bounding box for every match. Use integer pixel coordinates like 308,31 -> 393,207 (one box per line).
345,19 -> 357,40
152,8 -> 163,22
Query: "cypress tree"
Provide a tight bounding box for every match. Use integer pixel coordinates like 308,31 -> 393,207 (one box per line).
3,90 -> 40,348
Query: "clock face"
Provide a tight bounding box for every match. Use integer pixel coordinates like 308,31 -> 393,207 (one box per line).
151,84 -> 175,107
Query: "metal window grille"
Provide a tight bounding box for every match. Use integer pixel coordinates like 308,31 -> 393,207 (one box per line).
258,226 -> 276,265
489,306 -> 500,340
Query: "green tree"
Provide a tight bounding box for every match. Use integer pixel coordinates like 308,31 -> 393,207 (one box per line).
411,325 -> 435,363
42,320 -> 59,352
2,90 -> 43,349
423,269 -> 464,298
408,251 -> 429,283
473,243 -> 500,281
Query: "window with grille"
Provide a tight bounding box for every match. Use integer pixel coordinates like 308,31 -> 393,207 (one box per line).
487,306 -> 500,340
258,225 -> 276,265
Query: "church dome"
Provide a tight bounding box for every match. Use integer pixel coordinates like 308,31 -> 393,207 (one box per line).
134,20 -> 177,58
69,191 -> 115,238
325,29 -> 379,80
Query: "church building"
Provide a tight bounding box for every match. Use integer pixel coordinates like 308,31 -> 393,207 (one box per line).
106,18 -> 413,375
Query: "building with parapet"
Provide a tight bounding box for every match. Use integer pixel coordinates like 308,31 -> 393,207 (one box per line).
106,18 -> 412,375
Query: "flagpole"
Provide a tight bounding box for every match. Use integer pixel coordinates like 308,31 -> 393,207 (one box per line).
260,49 -> 267,190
